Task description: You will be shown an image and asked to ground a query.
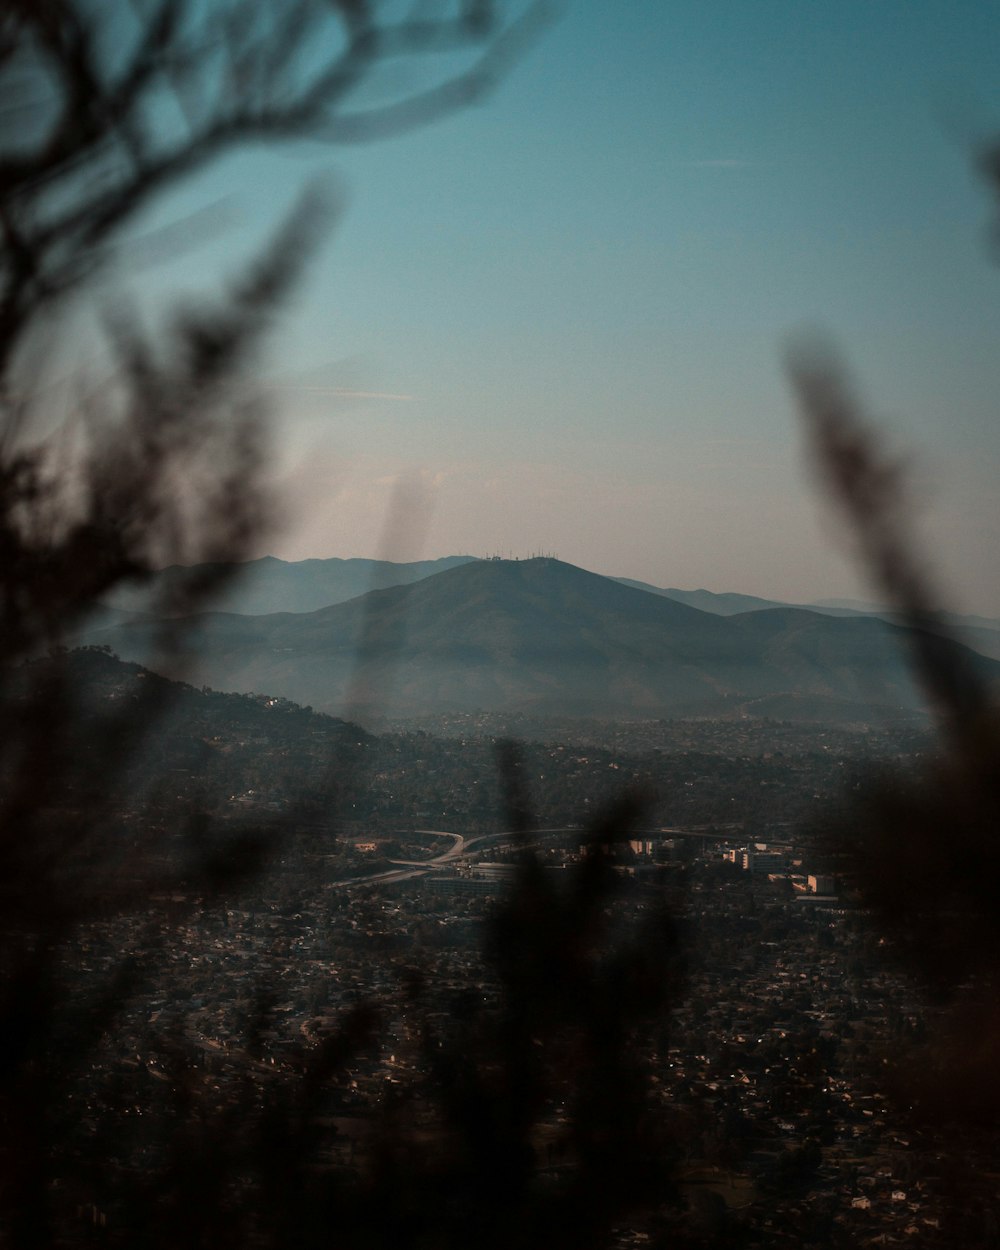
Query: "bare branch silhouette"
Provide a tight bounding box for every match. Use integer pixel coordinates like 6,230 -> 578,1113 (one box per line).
787,339 -> 993,744
0,0 -> 556,375
788,337 -> 1000,1133
0,5 -> 561,1245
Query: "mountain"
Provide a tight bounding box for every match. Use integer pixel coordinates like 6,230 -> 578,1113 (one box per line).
810,596 -> 888,613
85,557 -> 1000,724
613,578 -> 785,616
616,578 -> 1000,662
100,555 -> 478,616
100,556 -> 1000,666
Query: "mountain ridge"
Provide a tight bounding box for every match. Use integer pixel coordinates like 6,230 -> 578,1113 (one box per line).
613,577 -> 1000,662
98,553 -> 1000,664
85,556 -> 1000,725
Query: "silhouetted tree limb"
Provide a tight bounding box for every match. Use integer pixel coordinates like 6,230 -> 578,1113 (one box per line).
0,0 -> 555,375
787,340 -> 992,743
0,6 -> 560,1245
0,0 -> 554,696
788,338 -> 1000,1132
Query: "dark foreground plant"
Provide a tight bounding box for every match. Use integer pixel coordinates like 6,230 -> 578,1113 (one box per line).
788,344 -> 1000,1135
0,3 -> 562,1245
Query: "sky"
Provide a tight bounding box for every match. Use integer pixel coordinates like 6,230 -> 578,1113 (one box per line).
110,2 -> 1000,614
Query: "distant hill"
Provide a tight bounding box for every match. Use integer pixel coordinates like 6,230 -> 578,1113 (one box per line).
613,579 -> 784,616
85,557 -> 1000,725
100,554 -> 478,616
615,578 -> 1000,662
19,646 -> 369,743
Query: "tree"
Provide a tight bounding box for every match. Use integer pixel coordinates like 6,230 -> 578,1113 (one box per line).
0,5 -> 563,1245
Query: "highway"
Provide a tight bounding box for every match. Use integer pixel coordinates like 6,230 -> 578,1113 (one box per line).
324,827 -> 593,892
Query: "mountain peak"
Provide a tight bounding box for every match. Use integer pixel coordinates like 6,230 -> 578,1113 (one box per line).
85,555 -> 1000,724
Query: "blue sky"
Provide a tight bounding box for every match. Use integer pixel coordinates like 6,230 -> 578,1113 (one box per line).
115,2 -> 1000,613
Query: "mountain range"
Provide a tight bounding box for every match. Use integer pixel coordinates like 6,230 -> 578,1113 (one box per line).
102,554 -> 1000,663
83,556 -> 1000,725
612,579 -> 1000,661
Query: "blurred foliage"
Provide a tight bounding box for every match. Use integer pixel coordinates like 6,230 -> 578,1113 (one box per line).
789,344 -> 1000,1135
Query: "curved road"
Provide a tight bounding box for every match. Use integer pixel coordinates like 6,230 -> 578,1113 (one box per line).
324,827 -> 585,891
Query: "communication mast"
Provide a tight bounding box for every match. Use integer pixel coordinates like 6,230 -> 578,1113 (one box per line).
483,550 -> 559,562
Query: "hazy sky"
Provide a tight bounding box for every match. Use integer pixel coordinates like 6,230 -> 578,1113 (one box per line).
118,2 -> 1000,613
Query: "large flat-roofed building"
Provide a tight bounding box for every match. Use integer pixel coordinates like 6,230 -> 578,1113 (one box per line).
743,850 -> 786,874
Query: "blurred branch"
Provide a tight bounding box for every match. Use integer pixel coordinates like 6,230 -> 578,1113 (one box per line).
0,7 -> 561,1242
788,336 -> 1000,1128
0,188 -> 333,666
787,339 -> 992,744
0,0 -> 556,375
0,0 -> 555,654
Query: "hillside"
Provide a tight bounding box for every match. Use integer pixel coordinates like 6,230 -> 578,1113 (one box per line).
617,577 -> 1000,662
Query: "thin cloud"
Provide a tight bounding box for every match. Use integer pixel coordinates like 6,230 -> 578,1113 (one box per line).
292,387 -> 415,400
703,436 -> 771,448
686,158 -> 759,169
